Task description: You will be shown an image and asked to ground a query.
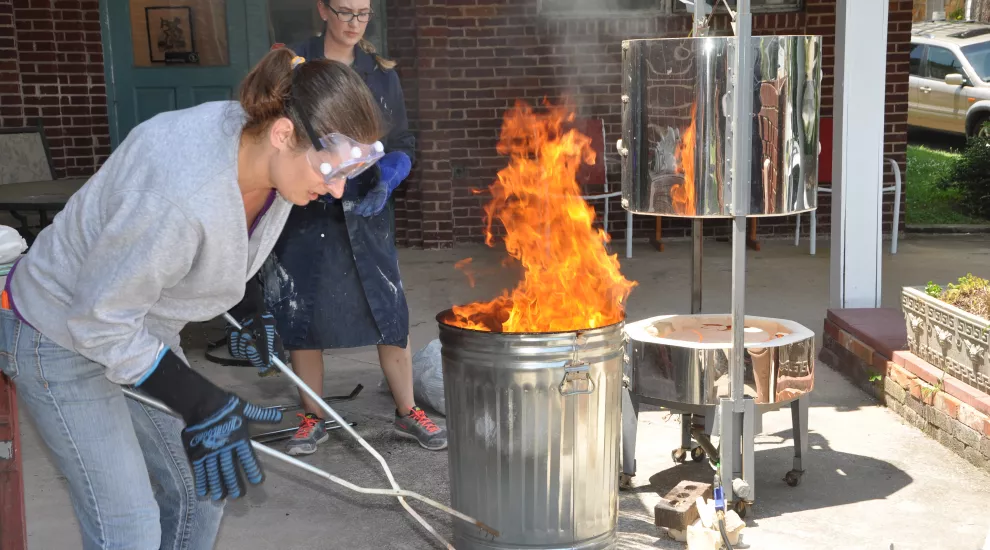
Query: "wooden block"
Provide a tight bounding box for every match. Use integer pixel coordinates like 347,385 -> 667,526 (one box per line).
654,480 -> 713,531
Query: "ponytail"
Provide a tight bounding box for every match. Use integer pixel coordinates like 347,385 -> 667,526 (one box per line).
358,38 -> 397,71
239,47 -> 295,137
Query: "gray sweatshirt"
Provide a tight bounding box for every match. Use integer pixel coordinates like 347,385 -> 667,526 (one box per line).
9,101 -> 293,385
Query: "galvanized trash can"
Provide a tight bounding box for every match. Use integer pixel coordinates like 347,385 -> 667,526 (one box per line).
437,312 -> 624,550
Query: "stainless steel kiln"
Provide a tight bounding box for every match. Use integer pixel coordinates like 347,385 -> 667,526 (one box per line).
437,312 -> 624,550
625,314 -> 815,413
619,35 -> 822,217
618,3 -> 822,517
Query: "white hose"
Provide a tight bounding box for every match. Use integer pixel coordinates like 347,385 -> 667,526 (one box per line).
122,313 -> 499,549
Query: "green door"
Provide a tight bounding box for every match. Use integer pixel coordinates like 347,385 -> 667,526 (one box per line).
101,0 -> 389,147
101,0 -> 272,148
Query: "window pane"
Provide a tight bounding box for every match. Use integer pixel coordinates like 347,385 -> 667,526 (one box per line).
674,0 -> 802,12
961,42 -> 990,81
910,43 -> 925,76
540,0 -> 661,13
130,0 -> 229,67
926,46 -> 964,80
268,0 -> 323,47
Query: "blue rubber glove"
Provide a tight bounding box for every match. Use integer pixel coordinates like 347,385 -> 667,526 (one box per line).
354,152 -> 412,217
228,314 -> 283,377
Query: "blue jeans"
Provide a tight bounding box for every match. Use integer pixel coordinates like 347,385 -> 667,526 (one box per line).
0,308 -> 224,549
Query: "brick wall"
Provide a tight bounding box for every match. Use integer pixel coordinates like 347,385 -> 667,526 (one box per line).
387,0 -> 911,248
0,0 -> 109,179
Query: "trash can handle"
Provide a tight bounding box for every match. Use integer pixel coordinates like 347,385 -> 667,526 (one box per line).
559,363 -> 595,396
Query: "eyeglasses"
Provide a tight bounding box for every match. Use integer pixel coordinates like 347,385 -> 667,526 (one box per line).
324,4 -> 375,23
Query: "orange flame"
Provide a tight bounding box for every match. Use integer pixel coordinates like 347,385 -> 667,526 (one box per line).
671,102 -> 698,216
455,258 -> 477,288
447,101 -> 637,333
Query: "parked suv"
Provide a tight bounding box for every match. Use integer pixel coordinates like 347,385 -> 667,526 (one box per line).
910,21 -> 990,137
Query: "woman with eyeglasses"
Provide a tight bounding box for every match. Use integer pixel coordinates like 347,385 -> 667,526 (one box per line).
0,48 -> 384,548
259,0 -> 448,456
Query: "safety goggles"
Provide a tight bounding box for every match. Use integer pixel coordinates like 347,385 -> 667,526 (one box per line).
306,133 -> 385,183
286,67 -> 384,185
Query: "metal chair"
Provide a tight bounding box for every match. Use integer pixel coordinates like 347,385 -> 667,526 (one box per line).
794,157 -> 902,255
573,118 -> 634,259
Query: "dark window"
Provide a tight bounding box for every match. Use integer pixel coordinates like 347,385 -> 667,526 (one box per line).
670,0 -> 802,14
910,43 -> 925,76
540,0 -> 661,12
926,46 -> 965,80
540,0 -> 802,15
961,42 -> 990,81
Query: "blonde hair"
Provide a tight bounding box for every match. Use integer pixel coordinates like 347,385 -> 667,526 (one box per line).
358,38 -> 397,71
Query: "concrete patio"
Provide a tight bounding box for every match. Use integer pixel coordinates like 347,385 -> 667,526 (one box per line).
18,234 -> 990,550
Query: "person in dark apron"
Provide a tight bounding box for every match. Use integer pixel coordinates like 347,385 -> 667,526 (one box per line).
261,0 -> 447,456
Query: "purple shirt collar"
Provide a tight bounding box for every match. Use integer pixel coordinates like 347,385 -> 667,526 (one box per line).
248,190 -> 277,238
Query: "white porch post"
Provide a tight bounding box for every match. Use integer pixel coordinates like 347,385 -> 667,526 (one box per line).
829,0 -> 889,309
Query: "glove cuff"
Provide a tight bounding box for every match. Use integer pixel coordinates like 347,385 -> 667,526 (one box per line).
135,348 -> 230,424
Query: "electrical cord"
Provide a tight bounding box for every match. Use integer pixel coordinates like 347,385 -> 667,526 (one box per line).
717,509 -> 734,549
713,471 -> 735,550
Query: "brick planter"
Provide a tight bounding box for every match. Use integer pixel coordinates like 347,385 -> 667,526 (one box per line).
901,286 -> 990,395
821,310 -> 990,475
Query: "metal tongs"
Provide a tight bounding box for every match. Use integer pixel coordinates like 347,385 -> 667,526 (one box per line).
124,313 -> 498,549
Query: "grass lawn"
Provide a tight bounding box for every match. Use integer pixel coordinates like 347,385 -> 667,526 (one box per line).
906,144 -> 983,225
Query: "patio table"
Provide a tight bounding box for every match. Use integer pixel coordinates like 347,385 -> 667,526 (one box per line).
0,178 -> 87,244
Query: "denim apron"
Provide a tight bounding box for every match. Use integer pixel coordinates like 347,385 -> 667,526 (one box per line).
260,40 -> 414,350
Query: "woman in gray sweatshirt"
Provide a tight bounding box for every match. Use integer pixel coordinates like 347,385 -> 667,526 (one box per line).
0,47 -> 384,549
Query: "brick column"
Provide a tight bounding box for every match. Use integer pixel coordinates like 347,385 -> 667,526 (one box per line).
413,1 -> 453,249
0,1 -> 21,129
886,0 -> 912,236
386,0 -> 421,247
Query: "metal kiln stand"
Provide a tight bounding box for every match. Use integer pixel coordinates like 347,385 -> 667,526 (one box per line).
617,0 -> 822,518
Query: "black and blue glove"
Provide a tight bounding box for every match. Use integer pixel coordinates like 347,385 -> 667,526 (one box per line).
228,313 -> 283,377
227,279 -> 284,377
135,348 -> 282,500
354,151 -> 412,217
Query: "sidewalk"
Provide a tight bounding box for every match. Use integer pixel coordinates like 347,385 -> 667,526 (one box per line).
18,235 -> 990,549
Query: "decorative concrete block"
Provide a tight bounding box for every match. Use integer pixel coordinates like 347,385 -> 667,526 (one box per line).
902,405 -> 933,437
936,429 -> 966,457
932,409 -> 952,432
964,446 -> 990,472
954,421 -> 983,449
902,287 -> 990,396
905,394 -> 934,425
884,378 -> 906,404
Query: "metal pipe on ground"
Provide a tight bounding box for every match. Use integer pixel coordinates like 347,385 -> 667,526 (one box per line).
123,312 -> 498,550
121,389 -> 488,542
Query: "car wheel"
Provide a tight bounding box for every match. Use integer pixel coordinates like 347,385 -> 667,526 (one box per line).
970,116 -> 990,139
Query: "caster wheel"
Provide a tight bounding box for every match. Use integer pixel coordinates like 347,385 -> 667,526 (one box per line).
671,448 -> 687,464
690,446 -> 706,463
732,500 -> 749,519
619,473 -> 634,490
784,469 -> 804,487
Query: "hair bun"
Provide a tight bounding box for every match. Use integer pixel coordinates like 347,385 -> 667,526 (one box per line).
239,48 -> 295,132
